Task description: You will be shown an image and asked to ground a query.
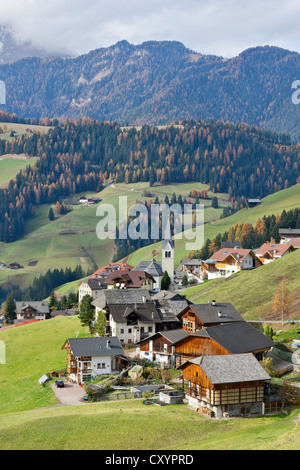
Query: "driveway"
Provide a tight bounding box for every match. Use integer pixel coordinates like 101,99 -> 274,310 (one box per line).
51,382 -> 86,406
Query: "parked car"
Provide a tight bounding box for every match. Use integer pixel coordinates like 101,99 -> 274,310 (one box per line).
55,380 -> 64,388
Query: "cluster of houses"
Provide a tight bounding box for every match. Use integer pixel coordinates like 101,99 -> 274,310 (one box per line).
61,291 -> 277,418
6,231 -> 298,418
178,228 -> 300,283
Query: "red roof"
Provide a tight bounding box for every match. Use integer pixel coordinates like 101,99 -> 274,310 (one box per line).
104,270 -> 154,288
256,242 -> 294,258
209,248 -> 253,263
89,262 -> 134,279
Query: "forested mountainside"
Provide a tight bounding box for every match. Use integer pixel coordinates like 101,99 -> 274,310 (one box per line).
0,41 -> 299,139
0,117 -> 299,243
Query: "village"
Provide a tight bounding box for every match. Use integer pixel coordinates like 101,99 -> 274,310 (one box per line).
1,227 -> 300,420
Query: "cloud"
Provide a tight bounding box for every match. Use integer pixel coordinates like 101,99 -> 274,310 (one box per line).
0,0 -> 300,57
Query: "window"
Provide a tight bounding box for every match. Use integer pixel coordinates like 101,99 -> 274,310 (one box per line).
148,327 -> 153,333
120,329 -> 124,334
97,363 -> 106,369
128,328 -> 132,333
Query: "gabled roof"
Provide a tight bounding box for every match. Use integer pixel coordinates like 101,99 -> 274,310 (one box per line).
181,259 -> 202,267
180,354 -> 271,384
179,302 -> 245,325
89,262 -> 133,279
133,259 -> 164,277
63,336 -> 125,357
15,301 -> 50,314
279,228 -> 300,236
205,322 -> 276,354
108,303 -> 161,324
92,289 -> 152,310
209,248 -> 255,263
137,328 -> 190,346
256,242 -> 294,258
87,278 -> 107,290
104,270 -> 154,288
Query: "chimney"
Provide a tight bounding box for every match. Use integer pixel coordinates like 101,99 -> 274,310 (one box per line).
212,300 -> 216,306
142,296 -> 146,304
106,340 -> 111,349
218,311 -> 223,318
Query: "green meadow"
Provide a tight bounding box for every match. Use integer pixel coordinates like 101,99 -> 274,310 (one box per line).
0,181 -> 229,293
183,249 -> 300,321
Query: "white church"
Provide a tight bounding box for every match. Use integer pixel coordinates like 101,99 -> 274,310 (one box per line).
133,238 -> 175,290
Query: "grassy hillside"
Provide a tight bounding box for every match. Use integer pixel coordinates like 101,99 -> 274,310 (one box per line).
129,183 -> 300,268
0,181 -> 229,293
0,156 -> 38,186
0,316 -> 91,415
0,122 -> 52,141
183,249 -> 300,322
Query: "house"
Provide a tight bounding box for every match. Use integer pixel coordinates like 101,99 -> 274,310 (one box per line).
175,321 -> 275,363
79,278 -> 107,304
104,270 -> 155,290
15,301 -> 50,322
8,262 -> 20,270
133,259 -> 164,289
279,229 -> 300,249
256,242 -> 295,264
137,329 -> 191,366
176,259 -> 203,285
151,290 -> 191,317
178,301 -> 245,331
178,354 -> 271,418
247,198 -> 261,208
51,309 -> 76,318
137,321 -> 275,367
180,259 -> 203,274
92,289 -> 180,345
279,228 -> 300,243
89,262 -> 134,279
201,248 -> 261,279
62,336 -> 130,385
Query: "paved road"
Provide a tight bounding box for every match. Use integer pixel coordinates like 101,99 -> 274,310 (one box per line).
51,382 -> 86,406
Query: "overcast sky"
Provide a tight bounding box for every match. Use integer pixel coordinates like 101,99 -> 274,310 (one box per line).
1,0 -> 300,57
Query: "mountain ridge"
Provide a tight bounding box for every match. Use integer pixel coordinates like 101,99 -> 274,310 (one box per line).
0,40 -> 299,139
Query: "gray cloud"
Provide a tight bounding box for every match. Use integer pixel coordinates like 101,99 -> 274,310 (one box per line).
0,0 -> 299,57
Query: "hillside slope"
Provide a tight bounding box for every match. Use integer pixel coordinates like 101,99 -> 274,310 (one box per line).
128,183 -> 300,268
0,41 -> 299,139
184,249 -> 300,321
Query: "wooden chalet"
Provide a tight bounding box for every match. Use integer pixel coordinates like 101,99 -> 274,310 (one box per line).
137,321 -> 275,367
178,302 -> 245,332
179,354 -> 271,418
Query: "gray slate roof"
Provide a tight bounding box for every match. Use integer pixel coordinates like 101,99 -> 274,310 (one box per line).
88,278 -> 107,290
15,301 -> 50,314
187,303 -> 244,325
67,336 -> 125,357
108,303 -> 161,324
206,322 -> 276,354
188,354 -> 271,384
133,259 -> 163,277
92,289 -> 151,310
